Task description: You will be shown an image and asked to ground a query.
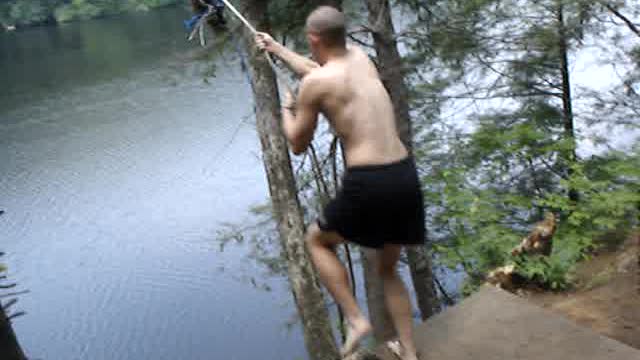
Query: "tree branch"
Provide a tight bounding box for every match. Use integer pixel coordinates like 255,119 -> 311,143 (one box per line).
604,3 -> 640,38
433,275 -> 456,306
2,298 -> 18,310
347,34 -> 374,49
0,290 -> 29,299
7,311 -> 26,321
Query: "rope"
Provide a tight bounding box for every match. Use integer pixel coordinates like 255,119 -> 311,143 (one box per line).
219,0 -> 295,94
219,0 -> 256,33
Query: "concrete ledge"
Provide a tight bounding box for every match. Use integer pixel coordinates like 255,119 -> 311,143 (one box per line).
378,285 -> 640,360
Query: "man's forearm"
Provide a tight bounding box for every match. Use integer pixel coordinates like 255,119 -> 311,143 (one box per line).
281,107 -> 296,144
281,108 -> 304,154
272,43 -> 319,77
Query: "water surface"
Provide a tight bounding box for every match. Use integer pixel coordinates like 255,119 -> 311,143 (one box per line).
1,6 -> 306,360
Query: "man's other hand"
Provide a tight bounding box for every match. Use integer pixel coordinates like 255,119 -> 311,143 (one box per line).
255,32 -> 280,53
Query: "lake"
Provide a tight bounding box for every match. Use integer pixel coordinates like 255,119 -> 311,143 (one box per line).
1,5 -> 308,360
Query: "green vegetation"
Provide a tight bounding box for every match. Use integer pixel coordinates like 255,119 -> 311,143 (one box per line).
216,0 -> 639,300
0,0 -> 180,27
5,0 -> 636,307
407,0 -> 640,294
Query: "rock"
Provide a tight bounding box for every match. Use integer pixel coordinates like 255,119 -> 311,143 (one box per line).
486,265 -> 517,291
616,251 -> 636,273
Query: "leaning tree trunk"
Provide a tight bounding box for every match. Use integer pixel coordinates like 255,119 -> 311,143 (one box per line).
240,1 -> 338,359
0,305 -> 25,360
365,0 -> 440,321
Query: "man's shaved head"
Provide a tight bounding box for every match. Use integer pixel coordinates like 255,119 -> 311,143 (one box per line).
305,6 -> 346,48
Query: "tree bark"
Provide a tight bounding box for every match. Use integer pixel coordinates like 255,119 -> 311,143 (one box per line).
405,247 -> 439,319
240,2 -> 338,359
556,1 -> 579,202
365,0 -> 440,322
361,248 -> 396,341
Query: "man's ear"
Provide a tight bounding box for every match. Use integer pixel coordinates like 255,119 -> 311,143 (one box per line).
308,33 -> 322,47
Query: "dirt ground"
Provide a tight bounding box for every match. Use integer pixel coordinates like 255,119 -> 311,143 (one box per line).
523,233 -> 640,349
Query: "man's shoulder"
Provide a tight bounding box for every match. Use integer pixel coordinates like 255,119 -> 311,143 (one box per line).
301,68 -> 336,94
347,45 -> 368,57
304,66 -> 336,82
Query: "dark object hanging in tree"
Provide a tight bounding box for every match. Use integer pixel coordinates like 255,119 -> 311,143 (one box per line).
185,0 -> 226,31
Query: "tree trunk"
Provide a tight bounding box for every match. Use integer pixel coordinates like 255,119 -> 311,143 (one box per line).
365,0 -> 440,321
361,248 -> 395,341
556,1 -> 579,202
241,2 -> 338,359
405,247 -> 439,319
0,305 -> 25,360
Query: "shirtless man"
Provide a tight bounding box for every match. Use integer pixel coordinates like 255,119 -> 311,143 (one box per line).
256,6 -> 423,360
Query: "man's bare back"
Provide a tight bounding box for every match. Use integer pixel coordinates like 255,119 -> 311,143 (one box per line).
301,46 -> 408,167
256,7 -> 422,358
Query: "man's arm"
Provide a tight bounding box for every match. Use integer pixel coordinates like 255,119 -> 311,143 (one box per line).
255,32 -> 319,77
281,77 -> 321,155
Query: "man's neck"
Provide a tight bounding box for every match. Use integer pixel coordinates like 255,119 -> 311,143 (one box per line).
323,46 -> 348,64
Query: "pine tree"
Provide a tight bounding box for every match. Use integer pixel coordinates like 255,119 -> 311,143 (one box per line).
0,250 -> 26,360
0,304 -> 25,360
404,0 -> 640,292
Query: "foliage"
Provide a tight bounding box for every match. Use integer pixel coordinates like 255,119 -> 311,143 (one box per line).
1,0 -> 51,26
214,0 -> 640,300
6,0 -> 636,307
425,140 -> 639,293
408,0 -> 640,295
516,255 -> 574,291
54,0 -> 103,23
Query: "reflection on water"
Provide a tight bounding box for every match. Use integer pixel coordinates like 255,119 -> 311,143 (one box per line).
0,6 -> 306,360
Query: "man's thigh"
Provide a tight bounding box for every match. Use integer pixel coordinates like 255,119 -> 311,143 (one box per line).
308,222 -> 346,248
378,244 -> 403,274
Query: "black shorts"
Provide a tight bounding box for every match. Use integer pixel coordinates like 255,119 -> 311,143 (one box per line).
317,156 -> 426,249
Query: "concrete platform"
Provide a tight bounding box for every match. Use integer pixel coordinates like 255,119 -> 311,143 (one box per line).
376,286 -> 640,360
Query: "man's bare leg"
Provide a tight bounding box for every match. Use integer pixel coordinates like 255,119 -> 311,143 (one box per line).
306,223 -> 372,356
379,245 -> 419,360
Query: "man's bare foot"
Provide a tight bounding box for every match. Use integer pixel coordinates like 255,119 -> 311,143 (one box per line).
340,318 -> 372,358
386,340 -> 419,360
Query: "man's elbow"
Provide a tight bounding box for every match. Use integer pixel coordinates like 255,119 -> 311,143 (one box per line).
300,61 -> 320,75
290,143 -> 307,155
289,138 -> 309,155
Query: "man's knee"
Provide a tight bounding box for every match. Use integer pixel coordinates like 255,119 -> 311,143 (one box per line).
377,245 -> 402,277
305,222 -> 343,250
377,262 -> 397,279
